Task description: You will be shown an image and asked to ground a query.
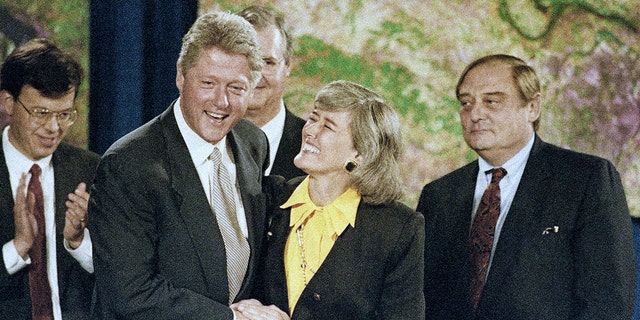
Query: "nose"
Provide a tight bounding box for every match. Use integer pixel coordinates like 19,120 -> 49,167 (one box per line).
212,86 -> 229,109
42,113 -> 61,131
468,102 -> 485,122
303,121 -> 320,138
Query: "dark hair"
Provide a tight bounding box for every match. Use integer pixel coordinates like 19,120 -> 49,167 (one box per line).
456,54 -> 541,131
237,5 -> 293,63
0,38 -> 82,99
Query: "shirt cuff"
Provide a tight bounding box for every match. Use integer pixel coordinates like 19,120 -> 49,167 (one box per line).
2,240 -> 30,275
64,228 -> 94,273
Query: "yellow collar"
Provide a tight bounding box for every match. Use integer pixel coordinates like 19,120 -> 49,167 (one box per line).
281,176 -> 360,235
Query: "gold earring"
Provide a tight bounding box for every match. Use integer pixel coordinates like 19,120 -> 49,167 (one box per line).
344,159 -> 359,173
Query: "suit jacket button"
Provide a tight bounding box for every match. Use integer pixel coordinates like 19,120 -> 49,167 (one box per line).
313,293 -> 321,301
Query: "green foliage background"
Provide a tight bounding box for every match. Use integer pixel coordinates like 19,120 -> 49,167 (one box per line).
2,0 -> 639,215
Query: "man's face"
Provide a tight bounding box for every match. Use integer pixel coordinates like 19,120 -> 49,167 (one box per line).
457,62 -> 539,165
2,85 -> 75,161
247,26 -> 290,114
176,46 -> 253,144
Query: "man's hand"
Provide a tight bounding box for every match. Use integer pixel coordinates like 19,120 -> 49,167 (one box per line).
63,182 -> 89,249
231,299 -> 290,320
13,173 -> 37,259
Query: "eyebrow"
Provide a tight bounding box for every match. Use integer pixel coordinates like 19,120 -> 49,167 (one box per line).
311,110 -> 338,127
481,92 -> 508,97
457,91 -> 508,99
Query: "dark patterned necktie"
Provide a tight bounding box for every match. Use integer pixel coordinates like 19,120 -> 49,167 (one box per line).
468,167 -> 507,311
28,164 -> 54,320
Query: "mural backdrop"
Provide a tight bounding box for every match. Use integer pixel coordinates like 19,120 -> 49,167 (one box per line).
1,0 -> 638,215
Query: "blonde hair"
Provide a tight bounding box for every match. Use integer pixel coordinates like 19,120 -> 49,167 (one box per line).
314,80 -> 405,204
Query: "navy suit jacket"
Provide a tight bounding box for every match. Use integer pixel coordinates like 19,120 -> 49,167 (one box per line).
269,108 -> 305,180
261,177 -> 425,319
0,139 -> 100,320
417,136 -> 635,320
88,104 -> 270,319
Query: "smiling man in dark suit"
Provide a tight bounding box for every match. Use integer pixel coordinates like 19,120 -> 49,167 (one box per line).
417,54 -> 635,319
88,11 -> 278,320
238,5 -> 306,180
0,38 -> 100,320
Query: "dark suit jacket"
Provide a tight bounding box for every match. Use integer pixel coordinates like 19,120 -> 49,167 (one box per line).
416,136 -> 635,320
269,108 -> 305,180
261,177 -> 425,319
0,140 -> 100,320
88,104 -> 270,320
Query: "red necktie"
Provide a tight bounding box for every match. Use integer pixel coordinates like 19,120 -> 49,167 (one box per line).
468,167 -> 507,311
27,164 -> 54,320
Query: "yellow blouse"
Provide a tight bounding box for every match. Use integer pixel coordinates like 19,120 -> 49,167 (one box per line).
281,176 -> 360,313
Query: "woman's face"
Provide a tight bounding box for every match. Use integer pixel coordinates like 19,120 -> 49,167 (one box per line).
294,108 -> 359,177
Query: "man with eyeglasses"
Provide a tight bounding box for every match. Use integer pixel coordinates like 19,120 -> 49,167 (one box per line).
238,5 -> 306,180
0,38 -> 100,319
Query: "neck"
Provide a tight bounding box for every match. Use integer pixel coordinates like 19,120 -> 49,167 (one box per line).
307,173 -> 351,207
245,100 -> 282,127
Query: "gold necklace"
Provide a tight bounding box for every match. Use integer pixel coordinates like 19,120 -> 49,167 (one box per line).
296,224 -> 310,286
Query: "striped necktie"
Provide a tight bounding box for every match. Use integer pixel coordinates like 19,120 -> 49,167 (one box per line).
208,147 -> 250,303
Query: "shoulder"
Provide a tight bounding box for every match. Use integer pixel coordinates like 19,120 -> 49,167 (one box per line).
55,142 -> 101,166
233,118 -> 268,142
231,119 -> 269,156
359,200 -> 424,230
422,161 -> 477,192
533,140 -> 619,178
285,108 -> 306,128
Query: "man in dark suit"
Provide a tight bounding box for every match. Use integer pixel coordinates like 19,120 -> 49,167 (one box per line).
0,38 -> 100,319
417,54 -> 635,319
238,5 -> 306,180
88,12 -> 279,320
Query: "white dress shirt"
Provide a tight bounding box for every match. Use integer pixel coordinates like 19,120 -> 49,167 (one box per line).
260,101 -> 286,176
1,126 -> 93,320
472,134 -> 535,275
173,99 -> 249,237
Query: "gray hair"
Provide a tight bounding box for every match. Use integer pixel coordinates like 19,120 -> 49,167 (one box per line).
237,5 -> 294,63
177,11 -> 263,86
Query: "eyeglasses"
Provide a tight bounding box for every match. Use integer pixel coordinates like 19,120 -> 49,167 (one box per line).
16,98 -> 78,127
262,57 -> 285,74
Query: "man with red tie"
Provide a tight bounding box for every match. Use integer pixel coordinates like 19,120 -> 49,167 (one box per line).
417,54 -> 635,319
0,38 -> 100,320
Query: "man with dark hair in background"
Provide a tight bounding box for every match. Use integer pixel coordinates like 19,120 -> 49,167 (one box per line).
417,54 -> 635,319
0,38 -> 100,320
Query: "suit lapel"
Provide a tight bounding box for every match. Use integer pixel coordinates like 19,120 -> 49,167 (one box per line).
227,129 -> 262,246
52,146 -> 79,238
0,140 -> 15,244
484,137 -> 553,291
161,107 -> 229,295
226,126 -> 268,299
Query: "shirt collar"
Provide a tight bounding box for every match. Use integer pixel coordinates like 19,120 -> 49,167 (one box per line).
260,101 -> 286,142
174,98 -> 228,167
3,126 -> 53,174
282,176 -> 360,233
478,134 -> 534,181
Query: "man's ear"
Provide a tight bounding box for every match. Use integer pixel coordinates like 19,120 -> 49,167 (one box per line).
175,62 -> 184,93
0,90 -> 16,115
527,92 -> 541,124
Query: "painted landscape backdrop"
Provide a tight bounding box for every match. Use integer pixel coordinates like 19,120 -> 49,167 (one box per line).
1,0 -> 639,215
